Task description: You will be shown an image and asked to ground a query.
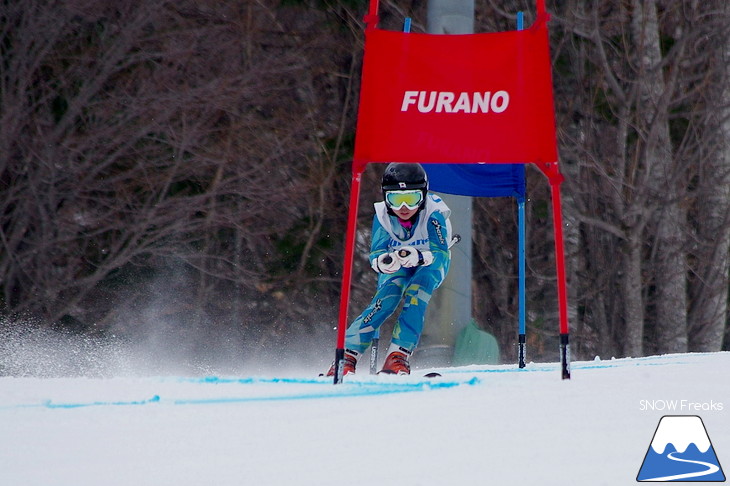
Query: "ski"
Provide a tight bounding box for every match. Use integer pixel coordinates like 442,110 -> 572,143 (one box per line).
377,370 -> 442,378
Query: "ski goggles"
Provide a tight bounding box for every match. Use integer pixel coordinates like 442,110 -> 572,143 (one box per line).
385,190 -> 423,210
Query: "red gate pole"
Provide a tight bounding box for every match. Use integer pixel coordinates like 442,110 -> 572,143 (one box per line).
532,0 -> 568,378
364,0 -> 379,30
548,166 -> 571,379
550,180 -> 571,379
536,0 -> 547,18
537,162 -> 571,379
333,164 -> 366,384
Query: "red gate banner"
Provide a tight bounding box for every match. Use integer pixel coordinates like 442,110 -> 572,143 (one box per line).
354,16 -> 557,165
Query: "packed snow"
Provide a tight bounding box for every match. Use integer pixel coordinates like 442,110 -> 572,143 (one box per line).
1,351 -> 728,486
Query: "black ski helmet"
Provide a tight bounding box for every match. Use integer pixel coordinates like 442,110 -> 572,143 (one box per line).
381,162 -> 428,211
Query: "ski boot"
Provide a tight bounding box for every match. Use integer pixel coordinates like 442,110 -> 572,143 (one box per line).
325,350 -> 359,377
379,346 -> 411,375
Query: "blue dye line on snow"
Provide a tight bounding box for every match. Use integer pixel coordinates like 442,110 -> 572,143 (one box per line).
437,355 -> 693,375
168,376 -> 328,386
42,395 -> 162,409
172,378 -> 477,406
1,376 -> 480,411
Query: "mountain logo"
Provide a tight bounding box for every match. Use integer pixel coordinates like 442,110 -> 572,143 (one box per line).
637,415 -> 725,482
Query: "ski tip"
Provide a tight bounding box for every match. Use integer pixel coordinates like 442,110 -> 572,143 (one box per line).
423,372 -> 442,378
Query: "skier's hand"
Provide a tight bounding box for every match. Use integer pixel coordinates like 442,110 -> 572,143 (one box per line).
396,246 -> 434,267
371,252 -> 401,274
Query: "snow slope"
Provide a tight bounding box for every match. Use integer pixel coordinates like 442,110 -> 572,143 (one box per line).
1,352 -> 728,486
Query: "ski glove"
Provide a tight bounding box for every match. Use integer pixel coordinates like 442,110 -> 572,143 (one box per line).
396,246 -> 434,268
372,252 -> 401,274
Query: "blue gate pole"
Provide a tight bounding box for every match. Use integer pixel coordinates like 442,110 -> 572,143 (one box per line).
516,11 -> 527,369
518,196 -> 527,368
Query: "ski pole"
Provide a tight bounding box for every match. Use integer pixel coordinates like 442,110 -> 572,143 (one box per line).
370,333 -> 380,374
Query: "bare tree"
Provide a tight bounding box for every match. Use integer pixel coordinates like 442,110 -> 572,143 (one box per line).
633,0 -> 688,353
0,0 -> 358,334
685,0 -> 730,352
551,0 -> 730,358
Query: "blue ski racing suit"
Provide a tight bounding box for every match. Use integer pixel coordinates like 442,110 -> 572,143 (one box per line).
344,193 -> 452,354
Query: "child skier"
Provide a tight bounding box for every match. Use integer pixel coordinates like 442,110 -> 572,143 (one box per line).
327,162 -> 452,376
